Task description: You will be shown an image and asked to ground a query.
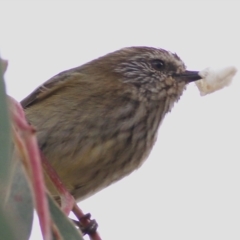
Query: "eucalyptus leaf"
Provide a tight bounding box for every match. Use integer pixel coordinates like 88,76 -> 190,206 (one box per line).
0,206 -> 17,240
47,195 -> 84,240
0,56 -> 11,186
0,57 -> 34,240
0,152 -> 34,240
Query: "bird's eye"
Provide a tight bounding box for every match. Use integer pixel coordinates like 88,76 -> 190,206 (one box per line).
151,59 -> 165,71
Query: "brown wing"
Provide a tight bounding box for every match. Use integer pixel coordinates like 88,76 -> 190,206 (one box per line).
21,67 -> 82,109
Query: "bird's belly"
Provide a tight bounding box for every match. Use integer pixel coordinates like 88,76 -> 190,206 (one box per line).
44,130 -> 157,201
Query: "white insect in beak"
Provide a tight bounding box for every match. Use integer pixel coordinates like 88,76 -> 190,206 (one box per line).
195,66 -> 238,96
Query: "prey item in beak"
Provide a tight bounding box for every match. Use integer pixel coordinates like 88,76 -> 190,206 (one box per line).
195,66 -> 237,96
175,70 -> 202,83
176,66 -> 237,95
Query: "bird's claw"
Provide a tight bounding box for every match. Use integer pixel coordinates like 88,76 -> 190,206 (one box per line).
73,213 -> 98,235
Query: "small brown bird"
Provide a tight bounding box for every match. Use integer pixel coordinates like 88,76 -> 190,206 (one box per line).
21,46 -> 201,201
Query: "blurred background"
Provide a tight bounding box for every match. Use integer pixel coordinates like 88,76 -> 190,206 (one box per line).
1,1 -> 240,239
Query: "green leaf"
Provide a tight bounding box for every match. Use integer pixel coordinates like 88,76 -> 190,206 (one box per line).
47,194 -> 84,240
1,159 -> 34,240
0,57 -> 34,240
0,57 -> 11,186
0,206 -> 17,240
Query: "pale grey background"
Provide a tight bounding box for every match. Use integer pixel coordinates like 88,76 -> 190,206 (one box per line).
1,1 -> 240,239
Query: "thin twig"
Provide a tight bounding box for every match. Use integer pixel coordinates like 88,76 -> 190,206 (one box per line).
42,152 -> 102,240
10,97 -> 52,240
42,154 -> 74,215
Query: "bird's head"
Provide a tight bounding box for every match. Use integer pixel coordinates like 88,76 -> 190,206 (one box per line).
83,46 -> 201,102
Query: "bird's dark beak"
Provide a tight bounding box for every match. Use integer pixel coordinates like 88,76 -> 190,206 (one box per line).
175,70 -> 202,83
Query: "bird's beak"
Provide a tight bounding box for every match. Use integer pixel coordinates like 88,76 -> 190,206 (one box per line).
175,70 -> 202,83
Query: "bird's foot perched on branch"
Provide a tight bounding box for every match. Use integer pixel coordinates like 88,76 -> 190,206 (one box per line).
71,213 -> 98,235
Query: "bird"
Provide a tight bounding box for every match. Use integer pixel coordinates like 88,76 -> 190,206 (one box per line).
21,46 -> 201,202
